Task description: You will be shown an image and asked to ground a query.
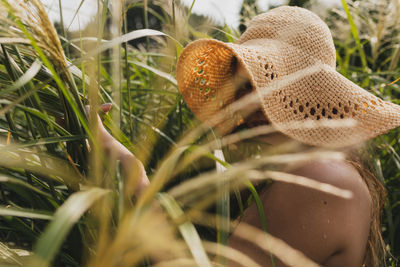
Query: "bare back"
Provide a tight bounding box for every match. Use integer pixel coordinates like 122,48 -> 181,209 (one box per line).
228,159 -> 372,267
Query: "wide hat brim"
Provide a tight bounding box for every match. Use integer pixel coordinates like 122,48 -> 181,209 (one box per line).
177,38 -> 400,148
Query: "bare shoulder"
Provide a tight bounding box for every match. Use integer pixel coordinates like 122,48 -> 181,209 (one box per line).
229,159 -> 372,267
288,159 -> 371,199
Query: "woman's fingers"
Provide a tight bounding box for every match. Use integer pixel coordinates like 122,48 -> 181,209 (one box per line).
99,103 -> 112,114
85,104 -> 115,150
85,103 -> 112,117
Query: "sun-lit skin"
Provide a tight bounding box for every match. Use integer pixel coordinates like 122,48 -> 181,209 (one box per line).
228,158 -> 372,267
88,104 -> 149,196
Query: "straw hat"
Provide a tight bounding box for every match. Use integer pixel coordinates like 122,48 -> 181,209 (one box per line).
176,6 -> 400,148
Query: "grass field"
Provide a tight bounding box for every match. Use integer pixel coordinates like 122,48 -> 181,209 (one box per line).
0,0 -> 398,266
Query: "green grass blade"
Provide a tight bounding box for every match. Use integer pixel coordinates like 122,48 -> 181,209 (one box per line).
186,0 -> 197,25
214,149 -> 229,266
57,0 -> 69,57
66,0 -> 86,31
0,80 -> 49,117
122,110 -> 176,145
388,45 -> 400,72
0,174 -> 53,199
131,60 -> 177,85
341,0 -> 368,71
88,29 -> 167,58
3,59 -> 42,94
0,206 -> 53,220
244,180 -> 276,267
0,101 -> 71,136
374,157 -> 395,249
116,161 -> 124,223
157,193 -> 212,267
123,16 -> 133,139
30,188 -> 109,266
20,135 -> 86,148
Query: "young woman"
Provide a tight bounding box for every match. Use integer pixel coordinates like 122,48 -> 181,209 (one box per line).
96,6 -> 398,266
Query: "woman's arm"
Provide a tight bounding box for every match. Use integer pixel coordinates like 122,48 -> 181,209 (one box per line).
88,104 -> 149,195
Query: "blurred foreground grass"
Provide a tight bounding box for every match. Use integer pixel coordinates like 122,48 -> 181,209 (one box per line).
0,0 -> 398,266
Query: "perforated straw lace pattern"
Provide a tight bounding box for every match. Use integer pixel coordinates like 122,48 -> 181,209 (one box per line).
264,65 -> 400,147
176,6 -> 400,148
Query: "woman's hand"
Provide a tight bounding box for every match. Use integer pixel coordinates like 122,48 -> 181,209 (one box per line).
86,104 -> 149,196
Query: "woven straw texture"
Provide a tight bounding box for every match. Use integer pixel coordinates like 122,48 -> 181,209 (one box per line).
176,6 -> 400,148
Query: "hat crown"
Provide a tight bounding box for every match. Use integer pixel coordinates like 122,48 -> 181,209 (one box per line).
239,6 -> 336,67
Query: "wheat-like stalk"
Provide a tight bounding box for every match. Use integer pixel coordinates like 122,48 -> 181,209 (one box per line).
0,0 -> 67,71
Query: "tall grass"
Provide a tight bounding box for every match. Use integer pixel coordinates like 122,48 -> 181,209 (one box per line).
0,0 -> 398,266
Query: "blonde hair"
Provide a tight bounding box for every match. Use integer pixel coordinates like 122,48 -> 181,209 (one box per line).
347,150 -> 386,267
